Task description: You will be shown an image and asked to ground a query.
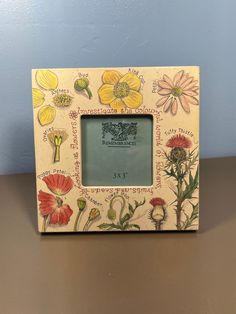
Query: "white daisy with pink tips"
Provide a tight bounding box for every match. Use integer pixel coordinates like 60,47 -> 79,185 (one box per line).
156,70 -> 199,115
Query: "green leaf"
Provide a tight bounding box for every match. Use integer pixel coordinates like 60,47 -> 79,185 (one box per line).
140,198 -> 146,206
127,198 -> 146,221
98,223 -> 122,231
181,202 -> 199,230
189,172 -> 194,186
126,224 -> 140,230
194,167 -> 199,186
98,223 -> 113,230
182,167 -> 199,200
122,222 -> 129,230
164,168 -> 177,179
190,202 -> 199,217
131,224 -> 141,230
169,187 -> 178,197
135,198 -> 146,207
128,203 -> 134,215
120,213 -> 131,225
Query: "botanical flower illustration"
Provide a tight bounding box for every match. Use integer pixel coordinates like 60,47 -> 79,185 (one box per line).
98,70 -> 143,112
156,70 -> 199,115
33,70 -> 73,126
38,190 -> 73,228
38,174 -> 74,231
99,195 -> 145,231
32,67 -> 200,233
74,78 -> 92,99
47,129 -> 69,163
42,174 -> 73,196
166,134 -> 192,163
83,208 -> 101,231
74,197 -> 87,231
166,134 -> 192,149
163,134 -> 199,230
69,110 -> 79,120
149,197 -> 167,230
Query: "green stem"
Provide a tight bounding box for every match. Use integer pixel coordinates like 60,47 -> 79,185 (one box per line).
155,221 -> 162,230
117,196 -> 126,221
73,210 -> 82,231
42,216 -> 47,232
54,145 -> 61,162
176,200 -> 183,230
85,87 -> 92,99
109,195 -> 126,222
83,220 -> 91,231
176,163 -> 184,230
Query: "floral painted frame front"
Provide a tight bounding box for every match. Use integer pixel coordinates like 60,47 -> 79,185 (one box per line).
32,66 -> 200,232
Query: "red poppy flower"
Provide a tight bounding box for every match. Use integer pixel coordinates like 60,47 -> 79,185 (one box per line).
49,204 -> 73,225
42,174 -> 73,196
38,190 -> 56,216
166,134 -> 192,149
38,190 -> 73,225
150,197 -> 166,206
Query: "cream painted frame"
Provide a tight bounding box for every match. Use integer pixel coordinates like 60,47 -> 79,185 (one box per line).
32,66 -> 200,232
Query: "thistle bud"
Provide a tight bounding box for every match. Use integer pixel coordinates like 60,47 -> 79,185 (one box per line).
170,147 -> 187,163
149,197 -> 166,230
151,205 -> 165,222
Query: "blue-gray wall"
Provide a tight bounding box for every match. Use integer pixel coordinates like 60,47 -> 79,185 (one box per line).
0,0 -> 235,174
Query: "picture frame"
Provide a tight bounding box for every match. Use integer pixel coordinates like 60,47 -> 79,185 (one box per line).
32,66 -> 200,232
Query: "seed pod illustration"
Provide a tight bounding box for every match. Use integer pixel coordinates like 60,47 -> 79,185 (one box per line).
74,197 -> 87,231
83,208 -> 101,231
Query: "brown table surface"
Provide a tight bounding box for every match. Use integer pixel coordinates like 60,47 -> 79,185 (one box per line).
0,157 -> 236,314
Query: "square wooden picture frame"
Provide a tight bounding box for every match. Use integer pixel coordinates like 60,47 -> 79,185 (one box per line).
32,66 -> 200,232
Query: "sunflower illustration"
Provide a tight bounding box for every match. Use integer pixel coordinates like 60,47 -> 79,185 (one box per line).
98,70 -> 143,112
156,70 -> 199,115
